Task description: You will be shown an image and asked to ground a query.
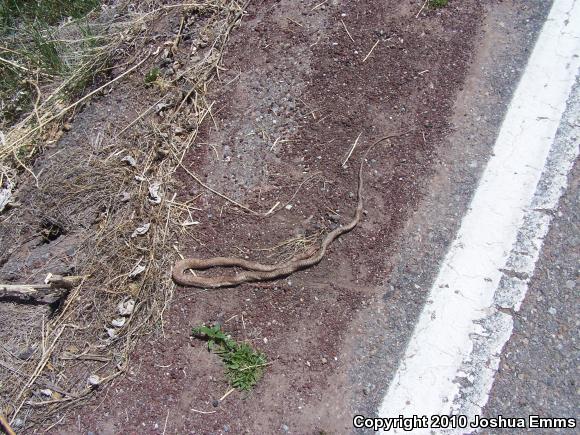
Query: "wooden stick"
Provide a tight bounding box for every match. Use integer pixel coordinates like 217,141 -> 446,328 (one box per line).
0,413 -> 16,435
0,285 -> 66,304
416,0 -> 429,18
0,275 -> 82,304
342,132 -> 362,167
362,39 -> 380,62
340,19 -> 355,43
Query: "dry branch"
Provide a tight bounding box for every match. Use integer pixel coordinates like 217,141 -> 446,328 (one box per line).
0,275 -> 81,304
0,413 -> 16,435
0,285 -> 66,305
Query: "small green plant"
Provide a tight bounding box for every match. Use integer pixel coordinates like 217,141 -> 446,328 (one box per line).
429,0 -> 449,8
192,324 -> 268,391
144,67 -> 160,84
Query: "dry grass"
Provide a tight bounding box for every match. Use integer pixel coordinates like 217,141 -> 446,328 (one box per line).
0,0 -> 246,430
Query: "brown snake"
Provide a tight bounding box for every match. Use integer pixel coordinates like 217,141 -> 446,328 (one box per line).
172,133 -> 408,288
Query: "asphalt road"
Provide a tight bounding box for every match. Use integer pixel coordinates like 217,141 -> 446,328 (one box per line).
481,82 -> 579,434
353,0 -> 556,423
353,0 -> 580,433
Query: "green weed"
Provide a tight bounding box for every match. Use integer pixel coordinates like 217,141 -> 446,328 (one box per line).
429,0 -> 449,8
26,24 -> 64,73
192,324 -> 268,391
0,0 -> 99,28
0,1 -> 105,130
144,67 -> 160,85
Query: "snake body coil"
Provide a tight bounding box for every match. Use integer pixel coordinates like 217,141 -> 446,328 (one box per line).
172,134 -> 404,288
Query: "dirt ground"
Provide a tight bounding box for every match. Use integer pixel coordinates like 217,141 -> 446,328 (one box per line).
1,0 -> 486,433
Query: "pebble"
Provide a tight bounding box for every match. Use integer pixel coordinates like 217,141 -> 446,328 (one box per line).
565,279 -> 575,289
548,307 -> 557,315
88,374 -> 101,387
17,345 -> 35,360
321,357 -> 327,364
212,399 -> 220,407
281,424 -> 289,432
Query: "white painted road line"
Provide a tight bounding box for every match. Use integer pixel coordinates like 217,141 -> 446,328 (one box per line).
378,0 -> 580,433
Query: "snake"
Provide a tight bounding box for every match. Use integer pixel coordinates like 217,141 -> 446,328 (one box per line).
172,133 -> 407,288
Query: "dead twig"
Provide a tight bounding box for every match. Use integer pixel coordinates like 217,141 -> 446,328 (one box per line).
0,413 -> 16,435
342,132 -> 362,167
362,39 -> 380,62
340,19 -> 355,43
416,0 -> 429,18
219,387 -> 235,401
0,275 -> 83,304
191,408 -> 217,414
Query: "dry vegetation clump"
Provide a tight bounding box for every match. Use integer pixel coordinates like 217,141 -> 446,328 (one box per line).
0,0 -> 246,430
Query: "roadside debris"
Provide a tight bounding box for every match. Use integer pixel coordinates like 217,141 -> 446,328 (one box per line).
131,223 -> 150,237
117,298 -> 135,317
121,155 -> 137,167
148,182 -> 162,204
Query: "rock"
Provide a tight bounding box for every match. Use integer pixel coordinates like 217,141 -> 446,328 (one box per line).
88,374 -> 101,387
321,357 -> 327,364
281,424 -> 289,432
0,181 -> 13,213
548,307 -> 557,315
119,192 -> 131,202
212,400 -> 219,407
17,345 -> 35,360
